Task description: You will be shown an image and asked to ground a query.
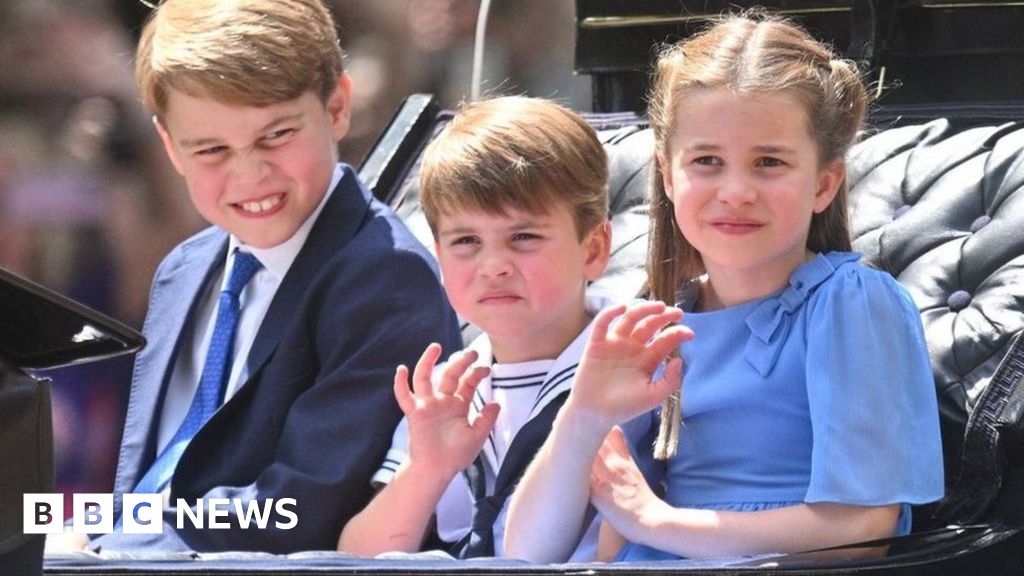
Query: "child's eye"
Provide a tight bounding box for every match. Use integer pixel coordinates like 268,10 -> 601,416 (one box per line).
693,156 -> 722,166
195,146 -> 228,157
450,235 -> 479,247
262,128 -> 297,144
511,232 -> 542,242
756,157 -> 786,168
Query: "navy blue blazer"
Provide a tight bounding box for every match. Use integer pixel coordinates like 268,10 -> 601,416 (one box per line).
94,165 -> 462,553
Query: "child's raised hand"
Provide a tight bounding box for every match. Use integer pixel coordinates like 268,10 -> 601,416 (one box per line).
567,302 -> 692,429
394,343 -> 500,479
589,427 -> 670,544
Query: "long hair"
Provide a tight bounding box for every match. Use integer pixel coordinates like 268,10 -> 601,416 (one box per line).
647,13 -> 869,458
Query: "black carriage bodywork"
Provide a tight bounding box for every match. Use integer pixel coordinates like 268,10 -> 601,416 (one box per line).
1,268 -> 145,576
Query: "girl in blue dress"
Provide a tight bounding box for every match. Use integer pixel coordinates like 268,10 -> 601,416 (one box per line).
504,13 -> 945,563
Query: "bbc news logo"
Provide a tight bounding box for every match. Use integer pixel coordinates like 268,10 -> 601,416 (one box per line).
23,494 -> 298,534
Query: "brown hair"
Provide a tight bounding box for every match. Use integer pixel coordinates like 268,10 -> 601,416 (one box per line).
646,14 -> 868,459
420,96 -> 608,240
647,13 -> 868,306
135,0 -> 344,118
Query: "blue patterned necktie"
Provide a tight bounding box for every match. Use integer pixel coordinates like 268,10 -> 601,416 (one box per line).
133,249 -> 263,494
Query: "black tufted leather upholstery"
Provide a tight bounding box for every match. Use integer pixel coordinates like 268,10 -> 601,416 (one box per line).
848,120 -> 1024,487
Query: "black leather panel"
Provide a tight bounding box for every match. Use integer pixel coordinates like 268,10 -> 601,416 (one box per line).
848,120 -> 1024,476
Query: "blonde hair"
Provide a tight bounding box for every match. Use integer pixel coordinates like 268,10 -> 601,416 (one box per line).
135,0 -> 344,118
647,14 -> 869,459
420,96 -> 608,240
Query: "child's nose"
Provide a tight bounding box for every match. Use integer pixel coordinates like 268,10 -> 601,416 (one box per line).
228,150 -> 270,188
479,251 -> 513,278
716,171 -> 757,206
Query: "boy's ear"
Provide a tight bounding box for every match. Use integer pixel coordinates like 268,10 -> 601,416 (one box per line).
153,116 -> 185,175
327,74 -> 353,142
583,220 -> 612,281
813,158 -> 845,213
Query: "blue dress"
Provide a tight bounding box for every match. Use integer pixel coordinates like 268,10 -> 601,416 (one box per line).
618,252 -> 945,561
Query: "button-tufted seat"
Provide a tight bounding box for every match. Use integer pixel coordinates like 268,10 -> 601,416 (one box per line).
848,120 -> 1024,437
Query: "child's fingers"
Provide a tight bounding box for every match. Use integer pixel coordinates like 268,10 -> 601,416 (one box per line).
454,365 -> 491,402
635,325 -> 693,369
437,349 -> 478,396
596,430 -> 615,461
611,301 -> 669,340
648,356 -> 683,408
411,343 -> 444,396
604,426 -> 631,455
589,304 -> 628,344
393,365 -> 416,415
630,307 -> 684,345
470,402 -> 501,441
596,427 -> 630,464
590,445 -> 613,493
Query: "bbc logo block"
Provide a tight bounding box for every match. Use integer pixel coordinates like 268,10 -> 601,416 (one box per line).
72,493 -> 114,534
23,493 -> 298,534
23,493 -> 63,534
122,494 -> 164,534
24,493 -> 163,534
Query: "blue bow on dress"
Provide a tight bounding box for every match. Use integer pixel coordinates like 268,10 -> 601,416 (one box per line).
743,253 -> 860,376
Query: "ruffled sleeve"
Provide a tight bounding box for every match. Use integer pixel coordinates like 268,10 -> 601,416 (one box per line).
803,261 -> 944,510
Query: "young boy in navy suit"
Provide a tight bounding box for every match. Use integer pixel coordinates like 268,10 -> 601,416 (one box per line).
338,96 -> 614,560
55,0 -> 461,553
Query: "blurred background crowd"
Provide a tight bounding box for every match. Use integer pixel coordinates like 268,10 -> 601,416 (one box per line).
0,0 -> 590,514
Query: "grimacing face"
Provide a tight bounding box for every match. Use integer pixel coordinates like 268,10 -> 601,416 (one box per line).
156,77 -> 352,248
434,203 -> 610,363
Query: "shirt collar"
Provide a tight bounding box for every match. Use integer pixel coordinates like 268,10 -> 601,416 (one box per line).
227,164 -> 343,279
468,293 -> 620,474
468,292 -> 620,417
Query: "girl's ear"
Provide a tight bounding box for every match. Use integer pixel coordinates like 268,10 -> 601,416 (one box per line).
813,158 -> 845,213
657,152 -> 675,202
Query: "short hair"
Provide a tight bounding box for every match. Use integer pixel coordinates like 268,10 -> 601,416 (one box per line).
135,0 -> 344,118
420,96 -> 608,240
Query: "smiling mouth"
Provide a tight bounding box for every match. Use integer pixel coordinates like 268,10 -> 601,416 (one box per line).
236,193 -> 284,215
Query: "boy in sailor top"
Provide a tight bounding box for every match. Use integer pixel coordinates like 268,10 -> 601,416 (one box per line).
338,96 -> 614,560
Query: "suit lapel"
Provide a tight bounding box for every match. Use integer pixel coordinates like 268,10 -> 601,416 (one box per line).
115,230 -> 227,493
242,167 -> 371,390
